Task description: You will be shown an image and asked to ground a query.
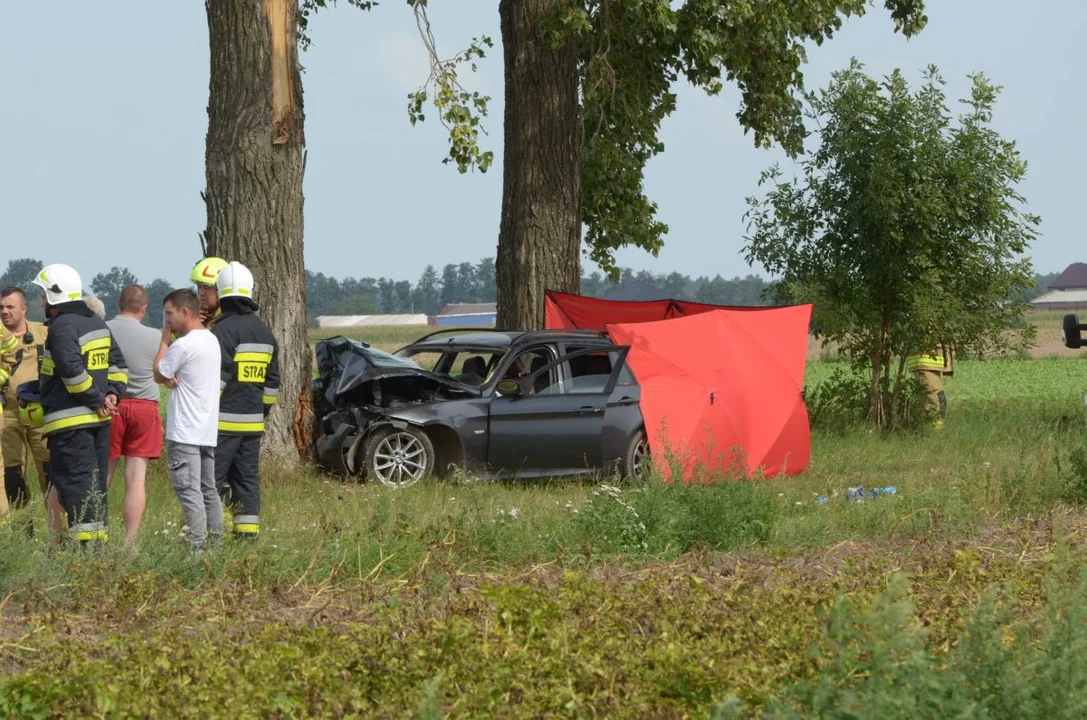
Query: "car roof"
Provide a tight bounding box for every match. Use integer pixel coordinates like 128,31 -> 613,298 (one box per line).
399,328 -> 611,353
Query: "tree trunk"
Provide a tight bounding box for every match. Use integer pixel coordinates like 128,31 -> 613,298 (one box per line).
204,0 -> 311,462
495,0 -> 582,330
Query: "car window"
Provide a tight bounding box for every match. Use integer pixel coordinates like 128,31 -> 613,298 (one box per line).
553,346 -> 635,389
534,349 -> 616,396
396,348 -> 505,386
499,347 -> 557,393
453,351 -> 503,385
404,351 -> 443,372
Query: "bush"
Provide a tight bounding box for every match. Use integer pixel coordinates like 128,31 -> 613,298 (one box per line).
806,366 -> 933,433
573,478 -> 777,557
806,367 -> 871,432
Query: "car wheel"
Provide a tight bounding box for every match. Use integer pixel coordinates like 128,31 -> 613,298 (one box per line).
622,429 -> 651,480
364,426 -> 435,488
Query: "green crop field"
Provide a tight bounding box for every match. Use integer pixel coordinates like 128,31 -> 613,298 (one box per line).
5,318 -> 1087,716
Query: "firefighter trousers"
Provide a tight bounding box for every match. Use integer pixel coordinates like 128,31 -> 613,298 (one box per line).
3,406 -> 50,508
215,434 -> 262,537
916,370 -> 947,418
47,424 -> 110,542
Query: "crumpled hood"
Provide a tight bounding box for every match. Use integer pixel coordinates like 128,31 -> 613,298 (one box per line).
314,335 -> 479,404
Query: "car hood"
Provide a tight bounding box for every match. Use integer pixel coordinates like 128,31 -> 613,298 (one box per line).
314,335 -> 480,402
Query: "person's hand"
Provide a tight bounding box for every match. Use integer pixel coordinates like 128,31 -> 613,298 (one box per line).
98,394 -> 118,417
161,324 -> 173,343
164,377 -> 179,389
198,309 -> 209,324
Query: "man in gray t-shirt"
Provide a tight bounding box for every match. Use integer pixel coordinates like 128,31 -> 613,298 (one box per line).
105,284 -> 164,543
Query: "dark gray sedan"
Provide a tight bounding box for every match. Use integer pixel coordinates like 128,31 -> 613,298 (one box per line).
311,328 -> 650,487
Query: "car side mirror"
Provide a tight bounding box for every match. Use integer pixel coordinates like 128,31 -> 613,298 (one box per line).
496,379 -> 523,397
1064,313 -> 1086,349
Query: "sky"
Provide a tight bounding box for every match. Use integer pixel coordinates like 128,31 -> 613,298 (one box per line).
3,1 -> 1083,289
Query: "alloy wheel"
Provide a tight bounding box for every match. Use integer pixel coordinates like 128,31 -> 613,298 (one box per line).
372,432 -> 428,487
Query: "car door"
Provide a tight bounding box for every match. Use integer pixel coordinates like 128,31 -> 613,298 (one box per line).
487,346 -> 630,477
602,353 -> 644,470
558,343 -> 644,472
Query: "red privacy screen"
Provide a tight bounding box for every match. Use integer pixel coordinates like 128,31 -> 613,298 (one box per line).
545,290 -> 812,481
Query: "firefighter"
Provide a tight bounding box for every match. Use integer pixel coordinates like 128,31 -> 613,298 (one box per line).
31,264 -> 129,545
191,257 -> 228,330
0,286 -> 50,512
211,261 -> 279,539
907,343 -> 953,429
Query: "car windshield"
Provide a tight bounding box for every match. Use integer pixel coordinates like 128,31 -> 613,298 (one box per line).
365,345 -> 424,370
396,346 -> 506,386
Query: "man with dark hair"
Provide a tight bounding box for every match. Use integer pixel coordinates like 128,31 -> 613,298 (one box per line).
105,284 -> 163,542
0,286 -> 50,523
154,288 -> 223,551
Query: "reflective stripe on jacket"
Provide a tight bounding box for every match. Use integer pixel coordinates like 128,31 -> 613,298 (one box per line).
212,308 -> 280,436
0,329 -> 18,386
39,301 -> 129,436
907,345 -> 952,375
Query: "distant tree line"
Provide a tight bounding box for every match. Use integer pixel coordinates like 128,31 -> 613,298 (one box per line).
304,259 -> 777,323
304,261 -> 1068,324
0,258 -> 174,327
0,258 -> 1066,329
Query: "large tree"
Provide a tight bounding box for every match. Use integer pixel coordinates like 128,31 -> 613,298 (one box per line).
204,0 -> 310,459
742,61 -> 1038,429
0,258 -> 48,322
408,0 -> 929,328
90,266 -> 140,319
493,0 -> 582,329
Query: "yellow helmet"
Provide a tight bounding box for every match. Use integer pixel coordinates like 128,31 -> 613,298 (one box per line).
19,402 -> 43,428
190,257 -> 228,287
16,381 -> 43,428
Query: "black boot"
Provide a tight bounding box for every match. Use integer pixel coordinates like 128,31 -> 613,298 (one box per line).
4,466 -> 28,509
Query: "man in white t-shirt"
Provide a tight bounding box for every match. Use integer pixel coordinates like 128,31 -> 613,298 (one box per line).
153,288 -> 223,551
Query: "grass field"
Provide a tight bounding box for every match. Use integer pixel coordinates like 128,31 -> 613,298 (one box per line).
3,313 -> 1087,716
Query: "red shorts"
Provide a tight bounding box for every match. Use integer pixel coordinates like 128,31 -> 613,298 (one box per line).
109,398 -> 164,460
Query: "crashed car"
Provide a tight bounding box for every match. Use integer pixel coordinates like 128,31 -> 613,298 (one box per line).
311,328 -> 650,487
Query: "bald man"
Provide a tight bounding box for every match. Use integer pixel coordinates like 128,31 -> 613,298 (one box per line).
105,284 -> 162,541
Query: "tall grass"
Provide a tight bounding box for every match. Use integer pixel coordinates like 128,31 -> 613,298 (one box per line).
3,354 -> 1087,715
4,372 -> 1086,592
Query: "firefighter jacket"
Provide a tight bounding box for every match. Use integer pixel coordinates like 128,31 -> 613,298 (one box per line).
205,308 -> 223,331
0,329 -> 18,402
212,302 -> 280,435
39,301 -> 129,437
1,321 -> 48,406
907,344 -> 953,377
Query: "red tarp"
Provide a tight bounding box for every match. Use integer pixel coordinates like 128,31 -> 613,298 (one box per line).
545,291 -> 811,481
545,290 -> 765,330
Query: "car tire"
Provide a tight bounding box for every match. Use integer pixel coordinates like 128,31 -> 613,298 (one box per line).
344,433 -> 366,479
363,425 -> 435,488
621,428 -> 651,480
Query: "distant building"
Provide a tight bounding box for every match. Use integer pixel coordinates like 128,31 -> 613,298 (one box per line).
1031,263 -> 1087,311
316,314 -> 429,328
430,302 -> 497,327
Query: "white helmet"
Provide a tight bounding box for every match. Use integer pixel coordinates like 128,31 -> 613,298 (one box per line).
32,264 -> 83,306
216,261 -> 255,300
